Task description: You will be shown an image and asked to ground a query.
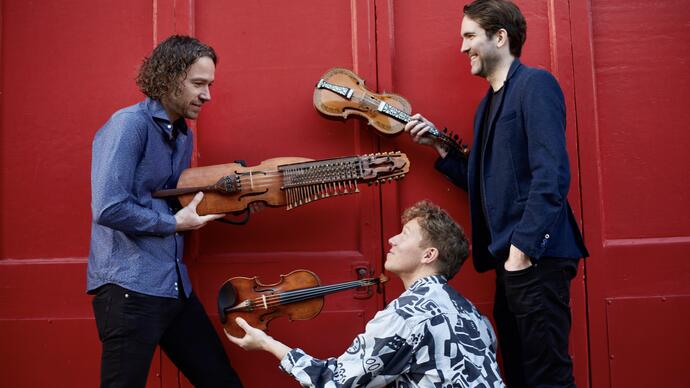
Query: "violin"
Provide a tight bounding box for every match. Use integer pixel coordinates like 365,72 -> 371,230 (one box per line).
153,152 -> 409,215
218,269 -> 387,337
314,68 -> 469,157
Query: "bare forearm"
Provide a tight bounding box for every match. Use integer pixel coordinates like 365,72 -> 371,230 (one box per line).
262,336 -> 292,361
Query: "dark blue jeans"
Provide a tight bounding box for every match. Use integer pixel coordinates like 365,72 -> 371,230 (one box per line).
92,284 -> 242,388
494,258 -> 578,388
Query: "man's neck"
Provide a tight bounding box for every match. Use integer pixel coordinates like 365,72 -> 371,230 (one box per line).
485,55 -> 515,92
160,97 -> 181,123
400,269 -> 440,290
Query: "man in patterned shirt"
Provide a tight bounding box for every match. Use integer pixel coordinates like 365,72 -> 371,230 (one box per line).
227,200 -> 504,387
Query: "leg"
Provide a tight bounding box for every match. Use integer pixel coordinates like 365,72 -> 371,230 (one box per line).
494,269 -> 528,388
92,284 -> 166,388
503,258 -> 578,388
160,293 -> 243,388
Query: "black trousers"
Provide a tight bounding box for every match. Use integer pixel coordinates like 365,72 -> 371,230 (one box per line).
494,258 -> 578,388
92,284 -> 242,388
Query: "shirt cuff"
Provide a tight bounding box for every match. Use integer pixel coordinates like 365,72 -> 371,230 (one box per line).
279,348 -> 305,374
160,213 -> 177,235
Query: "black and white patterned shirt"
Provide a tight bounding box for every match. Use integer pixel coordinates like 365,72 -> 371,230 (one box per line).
280,275 -> 504,387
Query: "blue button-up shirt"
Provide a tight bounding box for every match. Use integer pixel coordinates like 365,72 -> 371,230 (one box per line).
88,98 -> 193,298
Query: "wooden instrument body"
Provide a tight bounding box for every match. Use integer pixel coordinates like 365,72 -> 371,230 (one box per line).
159,153 -> 410,215
220,270 -> 323,338
218,269 -> 386,338
313,67 -> 411,135
314,67 -> 468,157
176,157 -> 310,215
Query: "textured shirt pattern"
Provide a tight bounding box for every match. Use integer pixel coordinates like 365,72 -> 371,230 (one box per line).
88,98 -> 193,298
280,275 -> 504,387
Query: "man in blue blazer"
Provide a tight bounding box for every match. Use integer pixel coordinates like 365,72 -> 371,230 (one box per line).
405,0 -> 588,387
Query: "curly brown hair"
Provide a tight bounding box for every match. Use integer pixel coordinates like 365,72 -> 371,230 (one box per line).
402,200 -> 470,279
136,35 -> 217,99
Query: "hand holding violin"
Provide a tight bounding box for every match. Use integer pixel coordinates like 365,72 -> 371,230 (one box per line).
404,113 -> 450,159
174,192 -> 226,231
225,317 -> 291,361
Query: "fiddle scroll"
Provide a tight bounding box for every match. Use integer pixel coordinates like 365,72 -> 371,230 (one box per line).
218,270 -> 387,337
314,68 -> 469,157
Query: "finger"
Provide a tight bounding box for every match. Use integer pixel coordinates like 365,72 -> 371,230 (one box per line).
187,192 -> 205,211
224,328 -> 245,345
199,213 -> 227,222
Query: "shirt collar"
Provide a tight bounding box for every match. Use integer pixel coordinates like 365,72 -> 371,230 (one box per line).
505,58 -> 522,83
146,97 -> 189,140
408,274 -> 448,291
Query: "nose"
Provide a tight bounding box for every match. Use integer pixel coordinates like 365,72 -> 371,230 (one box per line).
460,39 -> 469,54
388,233 -> 400,246
200,86 -> 211,102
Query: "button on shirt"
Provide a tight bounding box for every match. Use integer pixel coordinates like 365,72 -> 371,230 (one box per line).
88,98 -> 193,298
280,275 -> 504,387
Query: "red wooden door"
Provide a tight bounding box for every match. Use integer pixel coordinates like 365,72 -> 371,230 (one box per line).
571,0 -> 690,386
3,1 -> 689,387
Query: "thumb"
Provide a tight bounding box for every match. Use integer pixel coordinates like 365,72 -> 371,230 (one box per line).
235,316 -> 251,331
187,191 -> 205,210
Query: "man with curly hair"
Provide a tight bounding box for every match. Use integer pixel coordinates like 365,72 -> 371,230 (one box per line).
88,35 -> 243,387
227,201 -> 504,387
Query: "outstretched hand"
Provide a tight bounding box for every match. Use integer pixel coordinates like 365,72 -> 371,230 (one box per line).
225,317 -> 270,351
225,317 -> 292,360
174,192 -> 226,231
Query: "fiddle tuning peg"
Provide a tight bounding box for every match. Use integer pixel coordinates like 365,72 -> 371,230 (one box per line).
443,127 -> 448,133
454,134 -> 459,140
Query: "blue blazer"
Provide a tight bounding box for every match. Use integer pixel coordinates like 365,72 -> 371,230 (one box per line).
436,59 -> 588,272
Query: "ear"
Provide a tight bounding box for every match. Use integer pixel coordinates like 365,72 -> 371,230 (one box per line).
496,28 -> 509,49
421,247 -> 439,264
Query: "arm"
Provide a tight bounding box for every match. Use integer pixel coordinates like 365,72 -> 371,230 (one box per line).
91,114 -> 223,235
228,307 -> 416,387
509,71 -> 571,260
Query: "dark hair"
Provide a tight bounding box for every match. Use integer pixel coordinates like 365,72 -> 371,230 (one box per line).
136,35 -> 217,99
464,0 -> 527,57
402,200 -> 470,280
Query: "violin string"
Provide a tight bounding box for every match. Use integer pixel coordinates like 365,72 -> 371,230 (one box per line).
241,280 -> 377,309
259,281 -> 377,307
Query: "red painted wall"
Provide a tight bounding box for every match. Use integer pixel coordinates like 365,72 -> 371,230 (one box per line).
1,1 -> 688,387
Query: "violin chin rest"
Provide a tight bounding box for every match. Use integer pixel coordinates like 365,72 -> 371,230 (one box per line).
217,281 -> 238,324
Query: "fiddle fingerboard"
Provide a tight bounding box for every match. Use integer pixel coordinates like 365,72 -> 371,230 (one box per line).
377,102 -> 468,157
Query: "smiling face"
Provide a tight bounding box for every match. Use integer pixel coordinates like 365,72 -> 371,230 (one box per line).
385,219 -> 430,278
460,15 -> 501,79
161,56 -> 215,122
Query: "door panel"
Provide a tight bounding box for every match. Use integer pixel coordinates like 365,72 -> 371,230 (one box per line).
187,1 -> 384,386
571,0 -> 690,386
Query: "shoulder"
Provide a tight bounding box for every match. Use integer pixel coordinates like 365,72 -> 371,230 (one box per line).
95,101 -> 150,144
515,65 -> 561,91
